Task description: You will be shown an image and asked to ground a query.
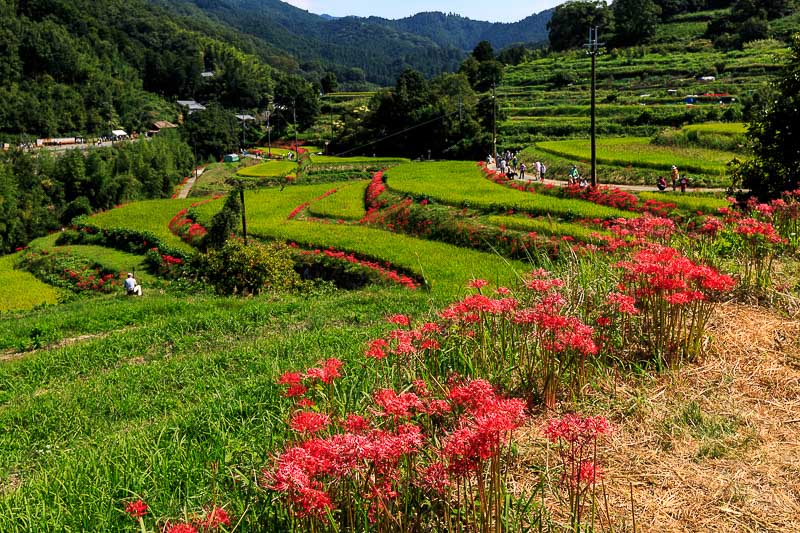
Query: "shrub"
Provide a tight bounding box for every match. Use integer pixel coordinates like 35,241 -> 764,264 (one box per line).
198,239 -> 299,295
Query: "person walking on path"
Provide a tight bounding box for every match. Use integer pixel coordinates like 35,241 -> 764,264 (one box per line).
671,165 -> 679,191
540,162 -> 547,181
520,163 -> 526,179
679,175 -> 688,193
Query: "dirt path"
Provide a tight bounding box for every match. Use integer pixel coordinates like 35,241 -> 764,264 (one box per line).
177,167 -> 205,199
488,164 -> 728,193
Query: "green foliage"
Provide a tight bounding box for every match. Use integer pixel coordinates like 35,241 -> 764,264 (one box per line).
198,239 -> 299,295
0,133 -> 193,253
733,35 -> 800,200
613,0 -> 663,46
0,0 -> 277,137
183,104 -> 242,162
485,215 -> 611,242
204,191 -> 242,250
340,70 -> 488,160
638,191 -> 730,213
548,1 -> 614,51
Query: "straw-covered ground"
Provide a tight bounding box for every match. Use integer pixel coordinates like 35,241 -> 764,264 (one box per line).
518,302 -> 800,532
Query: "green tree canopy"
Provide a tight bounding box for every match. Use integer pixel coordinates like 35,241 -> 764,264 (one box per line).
734,35 -> 800,200
547,1 -> 614,52
612,0 -> 662,46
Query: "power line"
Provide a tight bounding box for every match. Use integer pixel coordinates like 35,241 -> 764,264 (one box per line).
333,94 -> 494,158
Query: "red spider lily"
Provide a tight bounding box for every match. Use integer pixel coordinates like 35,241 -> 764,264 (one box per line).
200,506 -> 232,529
468,278 -> 489,289
290,411 -> 331,434
386,314 -> 411,327
164,523 -> 197,533
373,389 -> 426,419
365,338 -> 389,359
125,499 -> 148,518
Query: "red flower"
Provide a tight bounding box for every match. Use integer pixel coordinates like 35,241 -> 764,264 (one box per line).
164,523 -> 198,533
290,411 -> 331,434
125,499 -> 148,518
200,506 -> 232,529
386,314 -> 411,327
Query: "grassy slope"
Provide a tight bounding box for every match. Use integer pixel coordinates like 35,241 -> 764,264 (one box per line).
535,138 -> 735,176
194,183 -> 527,296
0,254 -> 62,313
0,289 -> 430,530
307,181 -> 369,220
385,161 -> 635,219
236,160 -> 297,177
87,199 -> 198,254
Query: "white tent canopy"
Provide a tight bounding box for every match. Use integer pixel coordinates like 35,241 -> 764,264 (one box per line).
111,129 -> 128,137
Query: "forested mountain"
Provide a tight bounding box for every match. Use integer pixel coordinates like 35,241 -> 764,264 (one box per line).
368,11 -> 553,52
0,0 -> 283,138
164,0 -> 552,86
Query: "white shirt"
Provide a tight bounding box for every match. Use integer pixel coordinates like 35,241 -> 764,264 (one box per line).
124,277 -> 137,291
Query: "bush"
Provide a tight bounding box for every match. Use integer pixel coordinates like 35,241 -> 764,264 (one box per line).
198,239 -> 299,295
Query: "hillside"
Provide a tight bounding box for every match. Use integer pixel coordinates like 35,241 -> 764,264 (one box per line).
168,0 -> 552,86
0,0 -> 279,138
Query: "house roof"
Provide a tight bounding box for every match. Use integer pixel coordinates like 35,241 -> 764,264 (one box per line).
152,121 -> 177,129
235,114 -> 255,121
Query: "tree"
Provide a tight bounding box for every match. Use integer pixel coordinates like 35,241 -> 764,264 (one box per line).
472,41 -> 495,62
204,189 -> 241,250
613,0 -> 662,46
547,1 -> 613,52
182,104 -> 240,161
733,35 -> 800,200
320,71 -> 338,94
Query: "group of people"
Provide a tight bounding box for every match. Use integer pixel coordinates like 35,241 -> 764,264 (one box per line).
567,165 -> 589,188
487,151 -> 547,181
657,165 -> 688,193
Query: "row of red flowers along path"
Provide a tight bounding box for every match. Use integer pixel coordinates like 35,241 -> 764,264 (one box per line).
477,162 -> 679,216
167,197 -> 221,246
291,244 -> 421,290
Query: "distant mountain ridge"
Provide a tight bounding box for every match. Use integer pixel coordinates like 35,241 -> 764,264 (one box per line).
166,0 -> 553,85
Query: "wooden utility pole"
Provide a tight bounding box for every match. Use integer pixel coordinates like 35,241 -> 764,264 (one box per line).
492,82 -> 497,165
585,27 -> 603,188
239,187 -> 248,245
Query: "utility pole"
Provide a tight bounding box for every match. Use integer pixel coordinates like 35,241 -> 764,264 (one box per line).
585,26 -> 603,188
492,82 -> 497,166
267,107 -> 272,159
292,98 -> 298,160
239,186 -> 248,245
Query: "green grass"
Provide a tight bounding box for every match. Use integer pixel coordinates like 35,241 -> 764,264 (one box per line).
485,215 -> 611,242
310,155 -> 410,165
236,160 -> 297,178
193,182 -> 528,296
385,161 -> 635,219
87,199 -> 198,254
307,181 -> 369,221
253,147 -> 293,157
27,234 -> 157,285
0,253 -> 62,313
535,138 -> 736,176
0,289 -> 430,530
681,123 -> 747,135
638,191 -> 730,214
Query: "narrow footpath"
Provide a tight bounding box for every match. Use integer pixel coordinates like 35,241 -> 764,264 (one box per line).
177,167 -> 205,199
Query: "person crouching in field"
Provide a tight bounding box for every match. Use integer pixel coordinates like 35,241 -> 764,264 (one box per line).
125,273 -> 142,296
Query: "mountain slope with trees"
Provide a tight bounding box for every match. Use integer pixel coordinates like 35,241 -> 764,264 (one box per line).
165,0 -> 552,86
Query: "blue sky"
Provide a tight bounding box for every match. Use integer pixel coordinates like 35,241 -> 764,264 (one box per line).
283,0 -> 562,22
